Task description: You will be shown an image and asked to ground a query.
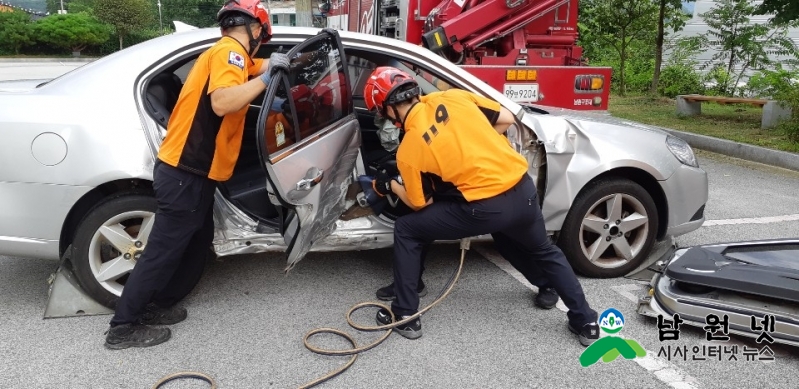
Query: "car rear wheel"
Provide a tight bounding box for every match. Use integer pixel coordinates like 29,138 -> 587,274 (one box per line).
558,178 -> 658,278
71,193 -> 156,309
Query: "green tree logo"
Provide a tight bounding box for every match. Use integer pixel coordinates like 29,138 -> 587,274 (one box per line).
579,308 -> 646,367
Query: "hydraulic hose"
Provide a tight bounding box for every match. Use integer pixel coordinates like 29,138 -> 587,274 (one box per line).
300,238 -> 470,388
153,239 -> 471,389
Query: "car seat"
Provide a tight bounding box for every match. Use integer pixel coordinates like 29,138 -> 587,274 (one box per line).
145,72 -> 183,128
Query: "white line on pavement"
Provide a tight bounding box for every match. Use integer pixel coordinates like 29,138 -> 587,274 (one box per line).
475,246 -> 702,389
703,214 -> 799,226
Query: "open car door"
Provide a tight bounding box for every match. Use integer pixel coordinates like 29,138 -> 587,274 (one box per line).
256,30 -> 360,271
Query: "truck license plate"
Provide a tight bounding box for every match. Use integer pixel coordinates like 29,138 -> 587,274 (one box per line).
503,84 -> 539,103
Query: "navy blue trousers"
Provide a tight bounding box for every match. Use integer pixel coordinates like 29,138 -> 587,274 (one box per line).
110,161 -> 216,326
391,174 -> 597,328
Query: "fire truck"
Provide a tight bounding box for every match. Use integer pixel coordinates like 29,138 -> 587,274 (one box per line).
319,0 -> 611,110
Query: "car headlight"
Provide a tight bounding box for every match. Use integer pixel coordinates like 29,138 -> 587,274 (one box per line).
666,135 -> 698,167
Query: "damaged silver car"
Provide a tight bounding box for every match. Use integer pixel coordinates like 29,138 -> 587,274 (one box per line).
0,27 -> 707,306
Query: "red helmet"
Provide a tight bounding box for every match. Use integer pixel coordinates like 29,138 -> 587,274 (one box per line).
217,0 -> 272,43
363,66 -> 420,116
315,75 -> 341,106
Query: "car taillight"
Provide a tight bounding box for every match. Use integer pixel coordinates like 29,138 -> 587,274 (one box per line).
575,75 -> 604,91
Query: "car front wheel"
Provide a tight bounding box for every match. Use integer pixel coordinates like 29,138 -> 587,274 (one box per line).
71,193 -> 156,309
558,178 -> 658,278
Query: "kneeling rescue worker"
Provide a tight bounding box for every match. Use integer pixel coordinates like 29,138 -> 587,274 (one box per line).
364,66 -> 600,346
104,0 -> 289,349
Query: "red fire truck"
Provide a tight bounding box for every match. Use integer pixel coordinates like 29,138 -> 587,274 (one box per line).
320,0 -> 611,110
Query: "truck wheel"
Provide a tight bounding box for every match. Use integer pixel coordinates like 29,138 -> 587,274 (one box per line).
557,178 -> 658,278
71,193 -> 156,309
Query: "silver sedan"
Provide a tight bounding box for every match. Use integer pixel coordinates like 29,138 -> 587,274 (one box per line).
0,27 -> 707,306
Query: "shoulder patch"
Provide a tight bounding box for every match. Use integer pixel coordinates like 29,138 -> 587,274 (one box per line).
228,51 -> 245,69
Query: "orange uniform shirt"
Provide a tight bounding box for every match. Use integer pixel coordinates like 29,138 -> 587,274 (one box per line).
158,36 -> 264,181
396,89 -> 528,208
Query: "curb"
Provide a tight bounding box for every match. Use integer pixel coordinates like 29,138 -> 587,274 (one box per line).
664,128 -> 799,172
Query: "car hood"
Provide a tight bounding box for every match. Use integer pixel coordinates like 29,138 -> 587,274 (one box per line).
0,79 -> 50,93
520,105 -> 671,156
532,105 -> 670,138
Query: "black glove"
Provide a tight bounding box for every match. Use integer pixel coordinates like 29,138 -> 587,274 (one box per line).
321,28 -> 338,37
373,170 -> 395,197
377,160 -> 399,178
267,52 -> 290,76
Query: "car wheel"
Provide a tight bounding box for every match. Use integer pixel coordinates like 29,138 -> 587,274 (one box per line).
71,193 -> 156,309
558,178 -> 658,278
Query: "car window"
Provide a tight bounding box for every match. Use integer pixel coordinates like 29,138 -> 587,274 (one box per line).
347,56 -> 377,97
174,59 -> 196,83
263,35 -> 349,157
263,78 -> 299,155
343,50 -> 455,98
395,60 -> 455,94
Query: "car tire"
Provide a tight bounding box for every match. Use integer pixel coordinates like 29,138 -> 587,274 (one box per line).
71,193 -> 156,309
557,178 -> 658,278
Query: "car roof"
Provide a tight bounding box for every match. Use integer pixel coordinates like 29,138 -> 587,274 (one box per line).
53,26 -> 519,113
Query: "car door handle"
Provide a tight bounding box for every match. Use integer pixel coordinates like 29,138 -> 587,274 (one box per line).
295,168 -> 324,191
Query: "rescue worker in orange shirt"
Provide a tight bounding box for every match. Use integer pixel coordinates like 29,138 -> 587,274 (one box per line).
363,66 -> 599,346
104,0 -> 289,349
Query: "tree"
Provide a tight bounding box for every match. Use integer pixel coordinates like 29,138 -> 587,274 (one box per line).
650,0 -> 694,94
579,0 -> 659,95
94,0 -> 152,50
158,0 -> 221,29
0,10 -> 35,55
34,13 -> 110,55
755,0 -> 799,26
699,0 -> 799,95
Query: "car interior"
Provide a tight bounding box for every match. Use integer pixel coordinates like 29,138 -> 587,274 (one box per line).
142,43 -> 463,229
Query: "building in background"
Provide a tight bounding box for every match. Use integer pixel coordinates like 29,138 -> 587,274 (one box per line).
666,0 -> 799,82
1,0 -> 48,19
264,0 -> 326,27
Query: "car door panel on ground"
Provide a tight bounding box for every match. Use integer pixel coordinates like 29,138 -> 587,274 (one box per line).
256,30 -> 360,271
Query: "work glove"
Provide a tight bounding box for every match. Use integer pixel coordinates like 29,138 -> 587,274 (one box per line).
373,170 -> 396,197
377,160 -> 399,178
267,52 -> 290,76
321,27 -> 338,36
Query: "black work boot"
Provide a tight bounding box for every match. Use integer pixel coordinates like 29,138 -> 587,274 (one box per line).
534,287 -> 559,309
376,308 -> 422,340
375,281 -> 428,301
568,322 -> 599,347
104,323 -> 171,350
140,303 -> 187,325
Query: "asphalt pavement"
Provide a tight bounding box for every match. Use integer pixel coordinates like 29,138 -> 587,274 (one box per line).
2,61 -> 799,389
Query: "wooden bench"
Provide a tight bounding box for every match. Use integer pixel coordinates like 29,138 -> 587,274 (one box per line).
676,94 -> 792,129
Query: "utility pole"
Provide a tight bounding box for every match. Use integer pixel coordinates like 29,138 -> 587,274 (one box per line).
157,0 -> 163,32
296,0 -> 314,27
58,0 -> 66,14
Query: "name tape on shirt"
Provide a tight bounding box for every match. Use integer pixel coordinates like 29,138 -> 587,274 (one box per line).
228,51 -> 245,69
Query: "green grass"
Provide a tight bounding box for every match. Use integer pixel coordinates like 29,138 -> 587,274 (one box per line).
608,94 -> 799,153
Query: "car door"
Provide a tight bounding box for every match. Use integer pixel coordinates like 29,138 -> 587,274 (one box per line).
256,30 -> 360,271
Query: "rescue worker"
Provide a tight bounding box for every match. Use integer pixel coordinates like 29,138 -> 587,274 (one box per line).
364,66 -> 599,346
104,0 -> 289,350
372,96 -> 558,309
